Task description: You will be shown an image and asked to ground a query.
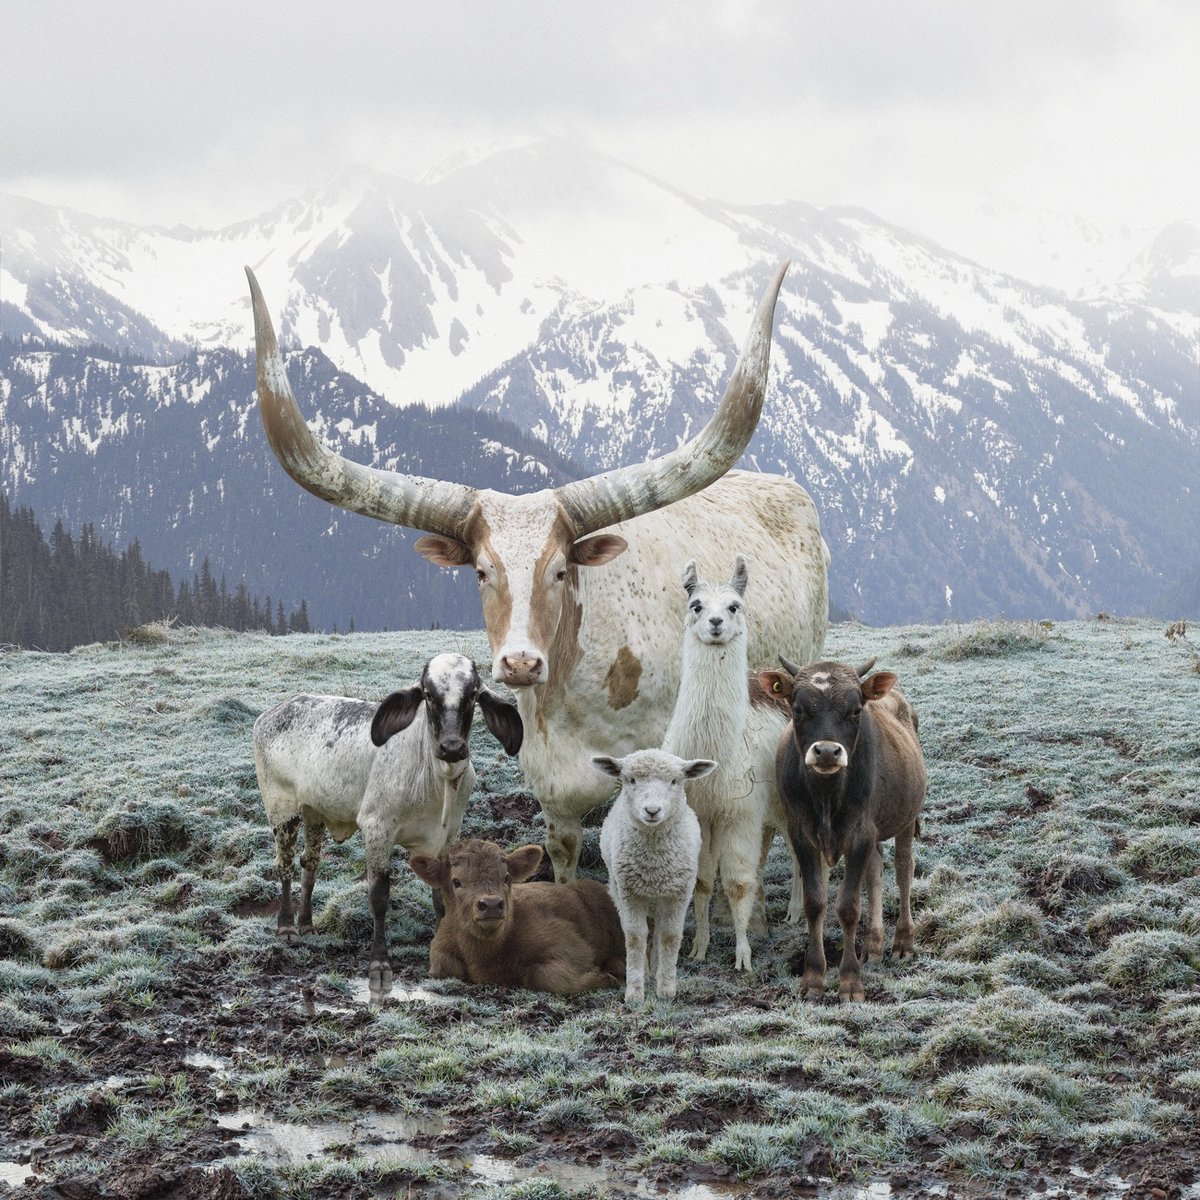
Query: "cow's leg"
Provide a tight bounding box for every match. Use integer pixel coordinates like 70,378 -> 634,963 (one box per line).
545,815 -> 582,883
718,817 -> 763,971
863,844 -> 885,962
297,812 -> 325,935
797,847 -> 830,999
835,843 -> 871,1002
273,815 -> 301,942
689,818 -> 716,962
654,894 -> 691,1000
893,824 -> 917,958
366,864 -> 393,994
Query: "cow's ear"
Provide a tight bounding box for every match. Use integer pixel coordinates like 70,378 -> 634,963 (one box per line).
410,854 -> 448,889
861,671 -> 897,702
479,688 -> 523,756
570,534 -> 627,567
372,686 -> 423,746
757,669 -> 793,700
415,535 -> 473,568
507,844 -> 544,883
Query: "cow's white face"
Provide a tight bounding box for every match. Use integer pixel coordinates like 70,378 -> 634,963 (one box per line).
415,492 -> 627,689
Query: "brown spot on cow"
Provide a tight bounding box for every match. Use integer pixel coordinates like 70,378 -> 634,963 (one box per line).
605,645 -> 643,710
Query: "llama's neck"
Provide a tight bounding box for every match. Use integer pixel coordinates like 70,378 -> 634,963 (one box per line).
662,631 -> 750,761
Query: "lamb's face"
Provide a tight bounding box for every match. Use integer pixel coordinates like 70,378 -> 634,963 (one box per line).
591,750 -> 717,830
681,556 -> 749,646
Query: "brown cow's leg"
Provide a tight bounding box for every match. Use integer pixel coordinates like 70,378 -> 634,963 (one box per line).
545,817 -> 582,883
863,845 -> 885,962
273,816 -> 301,942
893,823 -> 917,958
297,813 -> 325,935
835,843 -> 870,1002
797,847 -> 830,999
366,865 -> 393,995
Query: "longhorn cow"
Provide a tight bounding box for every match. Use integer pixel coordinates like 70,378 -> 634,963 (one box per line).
246,263 -> 829,881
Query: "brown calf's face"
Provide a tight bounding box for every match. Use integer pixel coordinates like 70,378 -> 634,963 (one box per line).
411,839 -> 544,937
758,660 -> 897,778
414,495 -> 626,689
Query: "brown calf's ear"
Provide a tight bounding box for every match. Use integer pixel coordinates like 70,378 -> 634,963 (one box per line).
479,688 -> 523,756
414,535 -> 474,568
371,686 -> 424,746
757,669 -> 793,700
409,854 -> 448,889
507,844 -> 545,883
861,671 -> 898,702
570,533 -> 627,567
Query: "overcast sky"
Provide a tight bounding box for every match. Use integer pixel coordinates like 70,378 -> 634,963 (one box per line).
4,0 -> 1197,255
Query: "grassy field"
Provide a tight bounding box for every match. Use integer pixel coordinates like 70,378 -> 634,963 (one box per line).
0,617 -> 1198,1199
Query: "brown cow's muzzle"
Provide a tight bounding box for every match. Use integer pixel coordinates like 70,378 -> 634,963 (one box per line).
473,896 -> 506,927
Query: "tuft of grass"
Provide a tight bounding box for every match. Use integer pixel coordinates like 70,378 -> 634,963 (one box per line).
1094,930 -> 1199,990
88,801 -> 198,863
932,620 -> 1053,660
1119,828 -> 1200,883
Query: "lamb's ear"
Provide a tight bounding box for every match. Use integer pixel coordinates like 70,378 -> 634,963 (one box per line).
414,535 -> 473,568
507,844 -> 544,883
757,669 -> 793,700
372,687 -> 423,746
861,671 -> 898,702
681,560 -> 699,595
479,688 -> 523,755
729,555 -> 748,597
682,759 -> 718,780
590,755 -> 623,779
410,854 -> 448,889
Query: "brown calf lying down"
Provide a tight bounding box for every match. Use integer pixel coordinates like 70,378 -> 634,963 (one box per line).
409,839 -> 625,994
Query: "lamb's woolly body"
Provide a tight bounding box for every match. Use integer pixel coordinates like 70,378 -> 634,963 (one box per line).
661,559 -> 798,971
596,748 -> 709,1004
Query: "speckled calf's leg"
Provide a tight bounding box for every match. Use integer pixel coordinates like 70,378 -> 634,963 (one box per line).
297,813 -> 325,935
273,816 -> 301,942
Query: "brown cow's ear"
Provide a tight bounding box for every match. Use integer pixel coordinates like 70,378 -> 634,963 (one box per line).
861,671 -> 898,702
415,535 -> 474,568
570,534 -> 627,567
410,854 -> 447,889
757,669 -> 793,700
507,844 -> 544,883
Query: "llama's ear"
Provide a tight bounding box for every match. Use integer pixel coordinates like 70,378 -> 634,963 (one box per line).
729,555 -> 748,596
682,561 -> 699,595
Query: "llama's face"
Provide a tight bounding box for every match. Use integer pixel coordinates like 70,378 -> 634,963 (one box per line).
681,556 -> 750,646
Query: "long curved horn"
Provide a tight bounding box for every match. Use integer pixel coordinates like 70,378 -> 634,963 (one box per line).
555,260 -> 789,536
246,267 -> 478,539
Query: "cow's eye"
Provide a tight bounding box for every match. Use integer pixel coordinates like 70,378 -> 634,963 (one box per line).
554,568 -> 567,582
851,706 -> 863,718
451,878 -> 462,889
475,569 -> 488,583
504,874 -> 511,885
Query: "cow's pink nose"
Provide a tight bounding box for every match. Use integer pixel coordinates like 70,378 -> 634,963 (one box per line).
499,654 -> 544,685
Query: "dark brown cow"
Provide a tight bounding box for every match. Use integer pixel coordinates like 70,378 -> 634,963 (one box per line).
409,839 -> 625,994
760,658 -> 926,1002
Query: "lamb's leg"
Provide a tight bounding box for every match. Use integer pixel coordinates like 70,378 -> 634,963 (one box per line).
688,818 -> 716,962
863,844 -> 885,962
366,865 -> 393,995
297,813 -> 325,935
273,815 -> 301,942
654,894 -> 691,1000
798,848 -> 830,999
893,824 -> 917,958
545,815 -> 583,883
622,900 -> 650,1005
718,818 -> 764,972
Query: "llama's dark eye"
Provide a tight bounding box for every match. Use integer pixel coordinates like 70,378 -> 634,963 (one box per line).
728,604 -> 739,615
690,601 -> 703,613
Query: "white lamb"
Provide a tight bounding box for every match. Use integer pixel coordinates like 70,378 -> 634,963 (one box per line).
662,556 -> 800,971
593,749 -> 716,1004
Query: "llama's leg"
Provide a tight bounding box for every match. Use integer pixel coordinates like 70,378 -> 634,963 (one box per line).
654,894 -> 692,1000
297,812 -> 325,935
689,818 -> 716,962
718,817 -> 764,971
750,823 -> 773,935
893,824 -> 917,958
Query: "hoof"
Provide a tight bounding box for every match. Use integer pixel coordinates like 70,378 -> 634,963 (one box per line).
800,973 -> 825,1000
368,960 -> 393,996
687,942 -> 708,963
864,941 -> 884,963
892,944 -> 915,961
624,987 -> 645,1005
838,978 -> 866,1003
735,949 -> 753,972
276,925 -> 298,943
298,923 -> 316,936
786,907 -> 803,926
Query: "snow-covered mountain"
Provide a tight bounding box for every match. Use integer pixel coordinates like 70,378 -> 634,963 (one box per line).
2,138 -> 1197,626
